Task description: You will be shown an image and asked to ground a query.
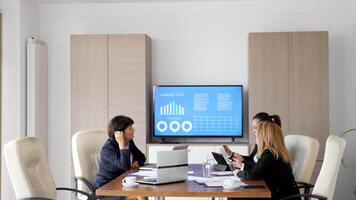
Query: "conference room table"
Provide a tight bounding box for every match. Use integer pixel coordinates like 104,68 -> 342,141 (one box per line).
96,164 -> 271,200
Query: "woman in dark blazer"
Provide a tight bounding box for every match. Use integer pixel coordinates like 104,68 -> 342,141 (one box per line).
95,115 -> 147,200
232,122 -> 300,200
223,112 -> 282,170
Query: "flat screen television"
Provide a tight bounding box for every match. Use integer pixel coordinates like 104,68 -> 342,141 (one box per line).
153,85 -> 243,137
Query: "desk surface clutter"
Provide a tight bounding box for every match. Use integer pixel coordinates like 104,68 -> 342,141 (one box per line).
96,164 -> 271,198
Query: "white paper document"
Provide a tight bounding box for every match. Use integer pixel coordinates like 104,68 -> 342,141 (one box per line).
188,175 -> 242,187
188,176 -> 213,184
129,170 -> 157,177
211,171 -> 234,176
205,181 -> 247,187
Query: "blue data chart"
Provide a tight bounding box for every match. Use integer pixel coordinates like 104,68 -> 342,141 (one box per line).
153,85 -> 243,137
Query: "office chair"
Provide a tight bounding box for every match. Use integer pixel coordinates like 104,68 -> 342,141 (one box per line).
285,134 -> 320,182
281,135 -> 346,200
72,129 -> 107,198
4,137 -> 95,200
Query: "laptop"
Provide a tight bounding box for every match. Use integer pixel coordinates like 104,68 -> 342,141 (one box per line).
140,163 -> 157,170
211,152 -> 232,171
136,150 -> 188,185
140,145 -> 189,170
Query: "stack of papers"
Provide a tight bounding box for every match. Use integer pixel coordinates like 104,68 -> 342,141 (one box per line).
188,176 -> 212,184
188,175 -> 243,187
211,171 -> 234,176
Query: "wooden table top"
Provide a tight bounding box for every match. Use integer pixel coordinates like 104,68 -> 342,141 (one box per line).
96,165 -> 271,198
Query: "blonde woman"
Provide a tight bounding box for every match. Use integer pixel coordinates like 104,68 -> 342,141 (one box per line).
232,122 -> 300,200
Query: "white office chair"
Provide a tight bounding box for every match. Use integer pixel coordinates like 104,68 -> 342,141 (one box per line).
285,134 -> 320,183
72,129 -> 107,197
4,137 -> 94,200
282,135 -> 346,200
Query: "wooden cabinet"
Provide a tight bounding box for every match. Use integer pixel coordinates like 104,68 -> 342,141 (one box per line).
288,32 -> 329,160
71,35 -> 108,133
71,34 -> 151,151
107,35 -> 151,150
248,32 -> 290,135
249,31 -> 329,159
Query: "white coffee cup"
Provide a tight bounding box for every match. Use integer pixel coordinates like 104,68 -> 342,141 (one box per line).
223,179 -> 237,187
122,176 -> 136,185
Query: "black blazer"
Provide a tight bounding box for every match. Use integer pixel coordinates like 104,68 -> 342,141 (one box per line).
237,149 -> 300,200
242,144 -> 258,169
95,138 -> 146,188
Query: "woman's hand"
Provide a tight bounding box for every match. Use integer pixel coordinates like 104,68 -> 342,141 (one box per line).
232,153 -> 244,163
114,131 -> 126,149
131,161 -> 140,171
232,160 -> 243,169
223,145 -> 233,156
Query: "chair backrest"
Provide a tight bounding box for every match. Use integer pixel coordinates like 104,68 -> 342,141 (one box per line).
313,135 -> 346,200
285,134 -> 320,182
72,129 -> 107,191
4,137 -> 56,199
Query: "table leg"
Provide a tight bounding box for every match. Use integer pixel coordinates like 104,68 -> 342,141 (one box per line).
154,196 -> 165,200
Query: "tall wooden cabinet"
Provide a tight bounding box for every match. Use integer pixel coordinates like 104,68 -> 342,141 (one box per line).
107,35 -> 151,149
71,35 -> 108,133
71,34 -> 151,151
249,31 -> 329,160
248,33 -> 290,135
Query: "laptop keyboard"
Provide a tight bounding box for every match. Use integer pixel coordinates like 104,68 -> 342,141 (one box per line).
140,163 -> 157,170
136,177 -> 157,184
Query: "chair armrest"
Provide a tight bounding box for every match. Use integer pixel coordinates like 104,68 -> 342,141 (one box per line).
56,187 -> 95,200
280,193 -> 327,200
73,176 -> 96,194
20,198 -> 53,200
296,181 -> 314,189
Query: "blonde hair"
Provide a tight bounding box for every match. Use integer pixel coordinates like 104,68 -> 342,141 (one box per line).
257,121 -> 292,164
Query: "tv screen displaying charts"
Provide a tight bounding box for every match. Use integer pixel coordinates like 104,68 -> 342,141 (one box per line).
153,85 -> 243,137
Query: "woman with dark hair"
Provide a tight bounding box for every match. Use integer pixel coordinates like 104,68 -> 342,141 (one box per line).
95,115 -> 147,200
223,112 -> 281,170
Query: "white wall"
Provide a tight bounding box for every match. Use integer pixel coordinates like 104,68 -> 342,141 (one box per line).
1,0 -> 39,199
1,1 -> 21,199
38,1 -> 356,199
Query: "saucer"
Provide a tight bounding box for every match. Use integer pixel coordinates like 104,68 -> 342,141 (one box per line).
222,184 -> 240,190
122,182 -> 139,188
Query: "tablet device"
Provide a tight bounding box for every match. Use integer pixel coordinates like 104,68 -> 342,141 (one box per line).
211,152 -> 231,171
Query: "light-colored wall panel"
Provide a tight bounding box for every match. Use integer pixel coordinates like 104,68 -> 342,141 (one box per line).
71,35 -> 108,134
248,32 -> 290,144
310,160 -> 323,184
188,145 -> 216,164
26,38 -> 48,154
108,34 -> 151,152
289,32 -> 329,159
